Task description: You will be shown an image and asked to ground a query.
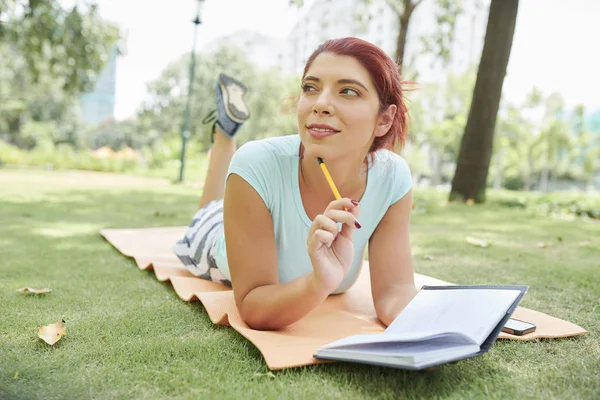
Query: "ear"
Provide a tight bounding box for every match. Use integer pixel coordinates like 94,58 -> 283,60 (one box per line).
374,104 -> 397,138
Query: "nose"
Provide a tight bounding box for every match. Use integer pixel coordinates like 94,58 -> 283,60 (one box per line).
312,90 -> 334,116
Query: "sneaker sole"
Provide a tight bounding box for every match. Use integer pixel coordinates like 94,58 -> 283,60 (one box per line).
218,73 -> 250,124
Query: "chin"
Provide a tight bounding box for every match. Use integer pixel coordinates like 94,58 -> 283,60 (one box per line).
299,128 -> 341,160
302,142 -> 340,164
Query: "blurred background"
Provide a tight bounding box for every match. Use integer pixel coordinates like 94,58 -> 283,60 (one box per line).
1,0 -> 599,196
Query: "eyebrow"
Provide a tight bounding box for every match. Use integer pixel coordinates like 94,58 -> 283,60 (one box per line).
303,76 -> 370,93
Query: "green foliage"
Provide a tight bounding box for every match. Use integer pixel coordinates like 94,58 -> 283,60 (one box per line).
419,0 -> 465,67
492,88 -> 599,191
0,0 -> 120,94
137,45 -> 300,153
0,141 -> 137,173
19,121 -> 60,150
402,67 -> 476,183
493,191 -> 600,220
0,1 -> 117,150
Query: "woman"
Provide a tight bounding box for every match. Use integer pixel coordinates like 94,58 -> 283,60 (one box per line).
174,37 -> 417,331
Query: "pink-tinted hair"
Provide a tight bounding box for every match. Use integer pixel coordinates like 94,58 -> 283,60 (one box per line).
302,37 -> 409,152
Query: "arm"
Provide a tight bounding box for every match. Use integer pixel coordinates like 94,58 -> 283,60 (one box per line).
223,174 -> 330,331
368,189 -> 418,326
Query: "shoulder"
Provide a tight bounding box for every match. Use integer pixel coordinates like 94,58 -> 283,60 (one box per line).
232,134 -> 300,162
372,149 -> 411,180
227,134 -> 300,209
371,149 -> 412,203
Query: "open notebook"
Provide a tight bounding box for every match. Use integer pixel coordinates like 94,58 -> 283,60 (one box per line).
315,285 -> 528,370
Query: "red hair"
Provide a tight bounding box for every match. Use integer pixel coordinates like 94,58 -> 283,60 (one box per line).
302,37 -> 409,152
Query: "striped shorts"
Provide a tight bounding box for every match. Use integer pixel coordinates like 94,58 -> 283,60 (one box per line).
172,199 -> 231,286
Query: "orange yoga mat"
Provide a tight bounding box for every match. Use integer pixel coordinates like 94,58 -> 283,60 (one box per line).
100,227 -> 588,370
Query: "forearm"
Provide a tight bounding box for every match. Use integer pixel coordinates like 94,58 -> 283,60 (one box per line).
238,272 -> 330,330
375,283 -> 418,327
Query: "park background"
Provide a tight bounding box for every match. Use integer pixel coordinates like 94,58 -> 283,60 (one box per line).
1,1 -> 599,399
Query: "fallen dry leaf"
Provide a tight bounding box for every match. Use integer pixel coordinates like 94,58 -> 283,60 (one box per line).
423,255 -> 435,261
38,320 -> 66,345
465,236 -> 489,248
16,287 -> 51,294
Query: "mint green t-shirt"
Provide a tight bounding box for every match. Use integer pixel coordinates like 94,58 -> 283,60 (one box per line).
212,134 -> 412,294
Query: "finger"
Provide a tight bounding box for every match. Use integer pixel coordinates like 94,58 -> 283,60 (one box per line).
311,214 -> 341,236
325,198 -> 361,213
308,229 -> 336,250
323,209 -> 361,230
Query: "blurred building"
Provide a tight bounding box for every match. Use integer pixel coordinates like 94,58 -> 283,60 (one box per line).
80,36 -> 127,126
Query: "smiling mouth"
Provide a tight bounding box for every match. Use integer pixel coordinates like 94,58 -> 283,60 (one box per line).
307,126 -> 339,139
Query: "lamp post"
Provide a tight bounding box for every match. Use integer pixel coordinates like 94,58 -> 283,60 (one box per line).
178,0 -> 205,183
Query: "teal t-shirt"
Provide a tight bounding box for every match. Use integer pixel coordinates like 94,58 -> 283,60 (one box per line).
212,134 -> 412,294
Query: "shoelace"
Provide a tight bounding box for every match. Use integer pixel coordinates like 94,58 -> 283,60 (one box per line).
202,109 -> 218,143
202,109 -> 217,125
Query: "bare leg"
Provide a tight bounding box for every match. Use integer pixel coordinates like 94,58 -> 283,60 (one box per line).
198,127 -> 236,209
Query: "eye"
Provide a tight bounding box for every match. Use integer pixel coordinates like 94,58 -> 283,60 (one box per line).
341,87 -> 360,96
301,84 -> 317,93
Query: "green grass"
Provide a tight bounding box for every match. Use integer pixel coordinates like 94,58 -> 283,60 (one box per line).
0,167 -> 598,400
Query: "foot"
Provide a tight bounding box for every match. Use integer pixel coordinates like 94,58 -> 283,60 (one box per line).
215,73 -> 250,138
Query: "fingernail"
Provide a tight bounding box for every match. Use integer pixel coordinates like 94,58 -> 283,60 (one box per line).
355,220 -> 362,229
351,199 -> 359,206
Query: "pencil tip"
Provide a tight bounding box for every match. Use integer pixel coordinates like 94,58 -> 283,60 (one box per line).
317,157 -> 324,164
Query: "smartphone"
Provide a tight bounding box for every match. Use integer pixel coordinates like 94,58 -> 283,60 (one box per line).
503,318 -> 536,335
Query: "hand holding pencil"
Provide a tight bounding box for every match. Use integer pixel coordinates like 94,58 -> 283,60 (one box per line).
306,158 -> 362,294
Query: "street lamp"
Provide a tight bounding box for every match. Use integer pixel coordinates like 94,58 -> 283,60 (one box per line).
178,0 -> 206,183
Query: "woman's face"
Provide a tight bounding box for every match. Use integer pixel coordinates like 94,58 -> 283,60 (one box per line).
297,52 -> 389,162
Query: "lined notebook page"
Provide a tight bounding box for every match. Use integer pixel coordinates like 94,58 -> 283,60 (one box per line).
385,288 -> 521,344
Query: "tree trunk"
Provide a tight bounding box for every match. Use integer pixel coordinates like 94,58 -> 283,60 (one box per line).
394,0 -> 420,70
449,0 -> 519,203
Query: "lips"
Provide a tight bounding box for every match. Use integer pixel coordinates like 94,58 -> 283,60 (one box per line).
307,123 -> 340,139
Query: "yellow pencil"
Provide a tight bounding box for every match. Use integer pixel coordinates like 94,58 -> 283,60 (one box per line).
317,157 -> 342,200
317,157 -> 361,227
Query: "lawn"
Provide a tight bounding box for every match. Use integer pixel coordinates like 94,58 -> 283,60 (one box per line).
0,168 -> 598,399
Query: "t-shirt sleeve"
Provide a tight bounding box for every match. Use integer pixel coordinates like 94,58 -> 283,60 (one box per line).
391,154 -> 413,204
226,140 -> 274,210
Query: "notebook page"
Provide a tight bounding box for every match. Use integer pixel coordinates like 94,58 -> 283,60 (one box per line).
385,288 -> 521,344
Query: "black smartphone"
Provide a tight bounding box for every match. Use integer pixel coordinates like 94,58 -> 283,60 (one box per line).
502,318 -> 536,335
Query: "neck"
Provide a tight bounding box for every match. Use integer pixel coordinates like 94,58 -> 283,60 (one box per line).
300,147 -> 369,202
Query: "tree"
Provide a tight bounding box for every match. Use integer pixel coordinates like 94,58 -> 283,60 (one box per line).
449,0 -> 519,203
571,105 -> 600,189
0,42 -> 82,147
0,0 -> 119,149
135,45 -> 299,155
0,0 -> 119,95
290,0 -> 464,72
404,68 -> 475,184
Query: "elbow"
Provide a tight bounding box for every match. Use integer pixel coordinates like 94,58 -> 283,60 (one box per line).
239,306 -> 284,331
237,294 -> 287,331
375,308 -> 395,328
374,284 -> 418,327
